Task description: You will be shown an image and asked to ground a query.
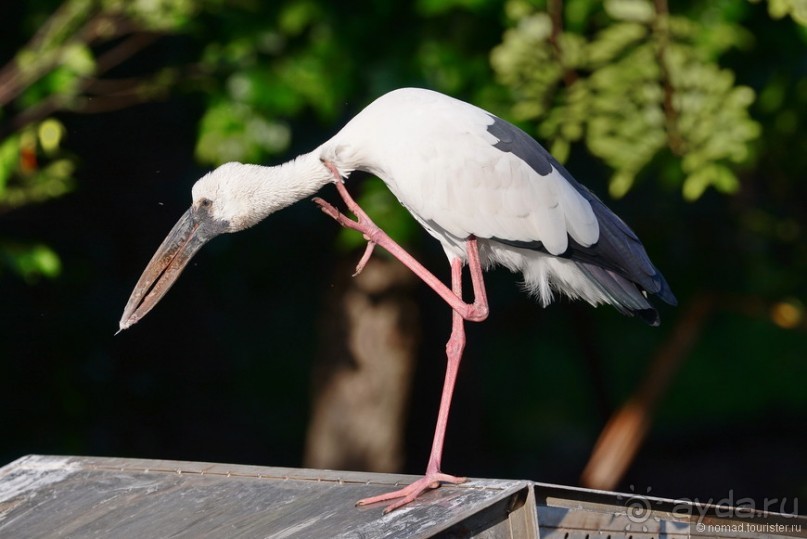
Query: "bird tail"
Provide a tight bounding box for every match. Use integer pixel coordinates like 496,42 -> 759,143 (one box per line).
573,262 -> 661,326
516,251 -> 663,326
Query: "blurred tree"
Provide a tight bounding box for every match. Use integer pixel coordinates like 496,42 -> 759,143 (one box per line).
304,257 -> 420,473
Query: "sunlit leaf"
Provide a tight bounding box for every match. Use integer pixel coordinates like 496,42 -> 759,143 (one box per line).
604,0 -> 655,22
61,43 -> 95,76
764,0 -> 807,25
195,101 -> 291,165
682,163 -> 738,200
587,22 -> 647,65
38,119 -> 65,154
609,169 -> 636,199
492,0 -> 760,200
119,0 -> 198,30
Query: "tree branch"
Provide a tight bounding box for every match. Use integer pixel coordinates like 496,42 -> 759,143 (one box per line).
547,0 -> 578,87
0,28 -> 165,139
653,0 -> 684,154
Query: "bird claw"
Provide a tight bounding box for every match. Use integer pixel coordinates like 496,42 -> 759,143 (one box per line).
356,472 -> 467,514
313,196 -> 364,232
312,197 -> 339,219
353,241 -> 376,276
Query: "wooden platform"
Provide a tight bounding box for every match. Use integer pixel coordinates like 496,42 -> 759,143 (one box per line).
0,455 -> 803,538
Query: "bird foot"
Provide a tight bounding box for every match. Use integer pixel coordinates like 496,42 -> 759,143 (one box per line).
356,472 -> 467,514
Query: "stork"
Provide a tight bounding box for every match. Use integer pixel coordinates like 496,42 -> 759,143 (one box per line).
119,87 -> 676,513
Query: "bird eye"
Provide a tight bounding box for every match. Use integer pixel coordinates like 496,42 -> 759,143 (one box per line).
199,198 -> 212,208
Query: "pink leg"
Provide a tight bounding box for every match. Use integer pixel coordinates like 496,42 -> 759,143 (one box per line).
356,257 -> 468,513
312,176 -> 489,513
313,181 -> 488,322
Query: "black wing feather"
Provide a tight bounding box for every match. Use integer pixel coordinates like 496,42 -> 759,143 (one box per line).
486,115 -> 677,323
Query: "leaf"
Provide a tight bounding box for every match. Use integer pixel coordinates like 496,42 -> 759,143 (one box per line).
0,136 -> 21,195
682,163 -> 738,200
490,12 -> 562,120
609,169 -> 637,198
587,22 -> 648,66
61,43 -> 95,77
195,101 -> 291,165
766,0 -> 807,25
38,118 -> 66,154
0,242 -> 62,282
550,137 -> 571,163
604,0 -> 655,22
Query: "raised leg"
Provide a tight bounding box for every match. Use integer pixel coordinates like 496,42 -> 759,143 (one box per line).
313,180 -> 488,322
312,177 -> 490,512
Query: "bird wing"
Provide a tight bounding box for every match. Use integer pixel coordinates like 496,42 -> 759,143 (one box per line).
363,92 -> 599,257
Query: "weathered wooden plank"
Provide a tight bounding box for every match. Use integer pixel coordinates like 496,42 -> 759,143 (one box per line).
1,456 -> 803,539
0,455 -> 530,539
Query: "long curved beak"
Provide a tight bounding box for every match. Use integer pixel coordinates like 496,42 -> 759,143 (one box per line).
118,208 -> 209,333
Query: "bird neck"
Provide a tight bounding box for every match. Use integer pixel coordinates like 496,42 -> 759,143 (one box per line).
234,151 -> 336,228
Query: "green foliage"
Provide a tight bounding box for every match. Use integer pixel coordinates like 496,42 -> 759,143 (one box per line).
0,242 -> 62,282
0,120 -> 74,211
491,0 -> 761,200
0,136 -> 20,194
108,0 -> 199,30
196,100 -> 292,164
0,119 -> 74,280
0,120 -> 72,278
759,0 -> 807,25
1,0 -> 199,282
417,0 -> 492,16
193,4 -> 350,166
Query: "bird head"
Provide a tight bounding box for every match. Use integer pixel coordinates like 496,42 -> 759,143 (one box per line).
118,163 -> 258,332
118,155 -> 335,333
190,162 -> 270,233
